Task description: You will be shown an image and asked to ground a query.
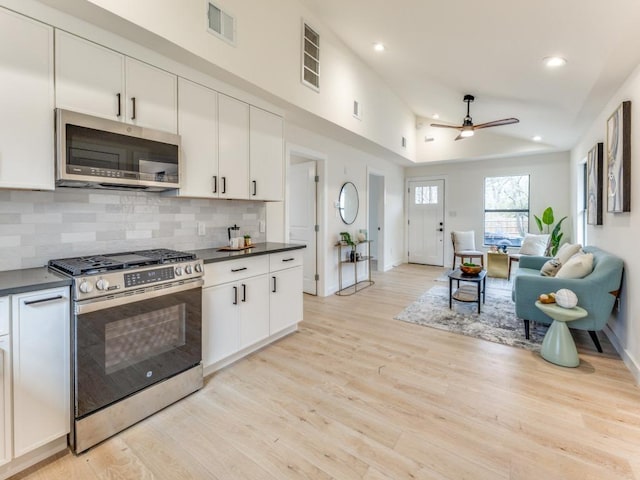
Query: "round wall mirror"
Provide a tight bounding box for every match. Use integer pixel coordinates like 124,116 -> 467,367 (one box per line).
339,182 -> 359,225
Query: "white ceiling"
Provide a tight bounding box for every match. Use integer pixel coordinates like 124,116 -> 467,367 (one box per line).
299,0 -> 640,161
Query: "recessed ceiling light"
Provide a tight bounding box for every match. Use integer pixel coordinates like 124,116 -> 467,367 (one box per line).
532,135 -> 542,142
432,113 -> 440,120
373,42 -> 385,52
543,56 -> 567,68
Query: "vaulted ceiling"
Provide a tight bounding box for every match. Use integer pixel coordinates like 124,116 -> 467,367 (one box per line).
299,0 -> 640,161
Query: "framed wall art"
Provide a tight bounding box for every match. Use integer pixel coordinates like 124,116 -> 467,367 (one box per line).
587,142 -> 603,225
606,100 -> 631,213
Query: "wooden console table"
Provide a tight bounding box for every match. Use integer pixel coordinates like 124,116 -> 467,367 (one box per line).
335,241 -> 374,296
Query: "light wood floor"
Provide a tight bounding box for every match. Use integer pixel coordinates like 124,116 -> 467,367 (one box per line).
15,264 -> 640,479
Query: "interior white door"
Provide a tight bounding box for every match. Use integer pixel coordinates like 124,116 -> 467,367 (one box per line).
408,179 -> 445,265
289,161 -> 317,295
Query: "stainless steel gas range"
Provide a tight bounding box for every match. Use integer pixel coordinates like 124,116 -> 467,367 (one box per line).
49,249 -> 204,453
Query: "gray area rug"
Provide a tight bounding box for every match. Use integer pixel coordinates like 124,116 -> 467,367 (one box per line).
395,284 -> 546,351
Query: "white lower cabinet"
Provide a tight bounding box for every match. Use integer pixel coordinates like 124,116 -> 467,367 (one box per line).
11,287 -> 70,457
203,251 -> 303,371
0,297 -> 10,468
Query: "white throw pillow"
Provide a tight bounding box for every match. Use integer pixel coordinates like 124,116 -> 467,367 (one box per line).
453,231 -> 476,251
556,243 -> 583,265
540,258 -> 562,277
519,233 -> 549,255
556,252 -> 594,279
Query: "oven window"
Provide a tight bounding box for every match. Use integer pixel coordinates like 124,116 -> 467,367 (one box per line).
105,304 -> 186,374
75,286 -> 201,418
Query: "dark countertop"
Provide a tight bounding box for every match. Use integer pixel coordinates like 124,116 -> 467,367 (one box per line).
190,242 -> 306,264
0,267 -> 72,297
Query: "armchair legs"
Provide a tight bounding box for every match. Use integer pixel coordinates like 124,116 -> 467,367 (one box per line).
523,320 -> 604,353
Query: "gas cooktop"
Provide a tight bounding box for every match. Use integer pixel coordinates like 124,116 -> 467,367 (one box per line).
49,248 -> 197,276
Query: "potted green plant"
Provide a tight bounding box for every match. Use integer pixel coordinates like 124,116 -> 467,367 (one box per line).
243,234 -> 252,247
534,207 -> 567,256
339,232 -> 357,261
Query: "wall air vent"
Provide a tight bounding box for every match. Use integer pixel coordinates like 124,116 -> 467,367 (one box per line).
302,22 -> 320,91
353,100 -> 361,119
207,2 -> 236,45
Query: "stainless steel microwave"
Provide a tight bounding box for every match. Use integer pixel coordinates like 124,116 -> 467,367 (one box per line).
55,109 -> 181,191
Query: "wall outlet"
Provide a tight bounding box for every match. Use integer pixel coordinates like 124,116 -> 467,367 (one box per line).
197,222 -> 206,236
259,220 -> 265,233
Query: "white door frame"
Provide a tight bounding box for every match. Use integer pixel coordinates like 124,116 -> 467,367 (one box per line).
285,142 -> 328,296
405,174 -> 448,264
367,167 -> 386,271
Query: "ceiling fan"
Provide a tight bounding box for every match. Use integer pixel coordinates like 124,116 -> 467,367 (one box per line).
430,94 -> 519,140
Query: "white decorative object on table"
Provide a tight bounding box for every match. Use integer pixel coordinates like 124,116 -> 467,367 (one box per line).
555,288 -> 578,308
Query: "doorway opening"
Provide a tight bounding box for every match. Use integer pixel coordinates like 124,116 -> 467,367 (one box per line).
368,172 -> 385,272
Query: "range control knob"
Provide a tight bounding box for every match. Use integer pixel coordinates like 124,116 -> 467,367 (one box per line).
96,278 -> 110,290
78,280 -> 93,294
185,265 -> 193,275
175,266 -> 184,276
194,263 -> 203,273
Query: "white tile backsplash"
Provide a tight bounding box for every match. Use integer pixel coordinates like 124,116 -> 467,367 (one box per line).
0,188 -> 266,271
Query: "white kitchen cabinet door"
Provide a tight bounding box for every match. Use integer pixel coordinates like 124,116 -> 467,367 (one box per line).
218,94 -> 249,199
55,30 -> 125,121
203,283 -> 239,366
12,287 -> 70,458
0,9 -> 54,191
270,266 -> 303,334
238,274 -> 269,350
0,335 -> 10,467
177,78 -> 219,197
250,107 -> 284,201
125,57 -> 178,133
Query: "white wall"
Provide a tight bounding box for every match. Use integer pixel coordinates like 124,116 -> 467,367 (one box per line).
570,62 -> 640,383
45,0 -> 416,162
405,152 -> 571,266
286,123 -> 405,296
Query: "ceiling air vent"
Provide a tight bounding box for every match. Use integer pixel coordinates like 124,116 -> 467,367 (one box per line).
302,22 -> 320,90
207,2 -> 236,45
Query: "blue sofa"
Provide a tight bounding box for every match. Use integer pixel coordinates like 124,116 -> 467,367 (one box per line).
512,246 -> 623,351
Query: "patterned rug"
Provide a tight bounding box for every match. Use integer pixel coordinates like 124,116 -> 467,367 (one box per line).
394,284 -> 546,351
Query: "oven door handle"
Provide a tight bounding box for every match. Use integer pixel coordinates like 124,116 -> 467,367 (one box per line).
75,279 -> 203,314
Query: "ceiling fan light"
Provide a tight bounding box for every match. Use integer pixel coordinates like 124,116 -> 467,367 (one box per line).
460,129 -> 474,138
543,56 -> 567,68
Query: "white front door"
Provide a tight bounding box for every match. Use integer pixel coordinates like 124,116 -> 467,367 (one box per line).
408,179 -> 445,265
289,160 -> 317,295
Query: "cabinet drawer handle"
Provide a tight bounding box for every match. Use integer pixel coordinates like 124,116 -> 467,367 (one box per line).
23,295 -> 63,306
221,177 -> 227,194
272,276 -> 277,293
252,180 -> 257,196
116,93 -> 122,117
212,175 -> 217,193
131,97 -> 136,120
233,286 -> 238,305
282,258 -> 295,262
231,267 -> 247,272
242,283 -> 247,302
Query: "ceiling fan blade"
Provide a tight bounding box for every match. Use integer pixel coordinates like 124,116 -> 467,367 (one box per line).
430,123 -> 462,129
473,118 -> 520,130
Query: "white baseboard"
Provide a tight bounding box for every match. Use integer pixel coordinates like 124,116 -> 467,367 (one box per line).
0,436 -> 68,480
603,325 -> 640,384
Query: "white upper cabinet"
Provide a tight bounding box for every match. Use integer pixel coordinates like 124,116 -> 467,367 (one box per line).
0,9 -> 54,191
55,31 -> 177,133
177,78 -> 219,198
218,94 -> 249,199
250,107 -> 284,201
125,57 -> 177,133
55,30 -> 124,121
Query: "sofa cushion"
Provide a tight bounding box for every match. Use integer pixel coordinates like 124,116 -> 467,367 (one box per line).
556,243 -> 582,264
519,233 -> 549,255
540,258 -> 562,277
556,252 -> 594,279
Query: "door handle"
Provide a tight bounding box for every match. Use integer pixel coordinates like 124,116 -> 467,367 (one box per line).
116,93 -> 122,117
252,180 -> 257,196
272,276 -> 277,293
437,228 -> 443,232
212,176 -> 217,193
131,97 -> 136,120
241,283 -> 247,302
232,286 -> 238,305
23,295 -> 63,306
221,177 -> 226,194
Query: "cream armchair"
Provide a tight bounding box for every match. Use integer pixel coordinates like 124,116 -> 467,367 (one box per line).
451,231 -> 484,269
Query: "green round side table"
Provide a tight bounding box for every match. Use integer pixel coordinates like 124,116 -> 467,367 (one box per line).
535,301 -> 588,368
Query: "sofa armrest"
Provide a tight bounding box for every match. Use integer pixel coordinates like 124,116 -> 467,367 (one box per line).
518,255 -> 551,270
